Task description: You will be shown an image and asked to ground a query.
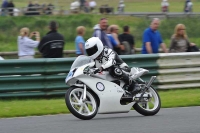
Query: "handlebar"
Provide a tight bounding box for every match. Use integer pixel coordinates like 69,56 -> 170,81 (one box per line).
83,67 -> 100,75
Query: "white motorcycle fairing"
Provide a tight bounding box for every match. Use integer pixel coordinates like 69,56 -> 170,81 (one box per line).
66,63 -> 135,114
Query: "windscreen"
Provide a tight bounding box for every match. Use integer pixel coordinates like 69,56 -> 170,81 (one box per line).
70,55 -> 93,70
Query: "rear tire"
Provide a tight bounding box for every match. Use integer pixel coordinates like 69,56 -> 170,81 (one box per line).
133,86 -> 161,116
65,87 -> 98,120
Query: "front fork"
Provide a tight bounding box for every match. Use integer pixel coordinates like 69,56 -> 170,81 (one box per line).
137,76 -> 156,101
82,84 -> 87,102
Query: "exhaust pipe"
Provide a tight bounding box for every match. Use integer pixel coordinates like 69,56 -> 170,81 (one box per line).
146,76 -> 156,89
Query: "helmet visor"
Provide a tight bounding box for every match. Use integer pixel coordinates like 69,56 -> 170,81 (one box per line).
86,44 -> 98,56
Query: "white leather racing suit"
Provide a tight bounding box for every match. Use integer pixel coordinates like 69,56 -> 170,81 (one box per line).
94,47 -> 132,86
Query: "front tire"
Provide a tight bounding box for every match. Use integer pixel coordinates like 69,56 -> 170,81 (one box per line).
65,87 -> 98,120
133,86 -> 161,116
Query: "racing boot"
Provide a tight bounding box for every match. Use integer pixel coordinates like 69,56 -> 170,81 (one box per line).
130,82 -> 141,96
121,73 -> 134,97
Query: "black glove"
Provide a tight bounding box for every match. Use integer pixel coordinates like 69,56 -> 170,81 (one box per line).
93,68 -> 101,74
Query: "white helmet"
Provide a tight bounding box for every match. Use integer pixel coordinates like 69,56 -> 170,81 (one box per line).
85,37 -> 104,60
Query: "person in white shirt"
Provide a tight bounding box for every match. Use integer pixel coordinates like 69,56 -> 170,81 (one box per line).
161,0 -> 169,12
187,0 -> 193,12
118,0 -> 125,13
89,0 -> 96,12
70,0 -> 80,10
18,27 -> 40,59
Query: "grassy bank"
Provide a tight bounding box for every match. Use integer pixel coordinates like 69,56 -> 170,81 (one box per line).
0,88 -> 200,118
0,15 -> 200,52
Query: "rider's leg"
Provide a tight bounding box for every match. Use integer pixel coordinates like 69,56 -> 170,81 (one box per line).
108,66 -> 132,87
109,66 -> 140,96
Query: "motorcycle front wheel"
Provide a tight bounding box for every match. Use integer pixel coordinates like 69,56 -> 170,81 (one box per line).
65,87 -> 98,120
133,86 -> 161,116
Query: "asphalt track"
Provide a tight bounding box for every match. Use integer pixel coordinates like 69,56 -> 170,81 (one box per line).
0,107 -> 200,133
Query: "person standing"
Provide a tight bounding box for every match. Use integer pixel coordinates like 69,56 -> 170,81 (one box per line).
7,0 -> 14,16
38,21 -> 65,58
161,0 -> 169,12
18,28 -> 40,59
141,18 -> 168,54
79,0 -> 85,11
117,0 -> 125,13
1,0 -> 8,16
107,25 -> 123,54
75,26 -> 86,56
169,24 -> 198,53
186,0 -> 193,13
118,26 -> 135,54
93,18 -> 113,49
89,0 -> 96,13
108,25 -> 124,54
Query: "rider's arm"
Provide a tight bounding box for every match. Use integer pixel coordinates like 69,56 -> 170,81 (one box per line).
101,50 -> 116,70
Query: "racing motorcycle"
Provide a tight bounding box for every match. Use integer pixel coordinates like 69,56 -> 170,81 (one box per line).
65,55 -> 161,120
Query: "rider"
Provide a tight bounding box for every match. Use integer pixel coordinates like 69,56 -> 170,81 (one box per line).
85,37 -> 138,94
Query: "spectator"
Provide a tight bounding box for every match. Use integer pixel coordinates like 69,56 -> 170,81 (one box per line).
38,21 -> 65,58
75,26 -> 86,56
1,0 -> 8,16
106,26 -> 118,48
7,0 -> 14,16
26,1 -> 34,15
70,0 -> 80,13
118,26 -> 135,54
34,1 -> 40,15
41,3 -> 46,14
109,25 -> 124,54
34,1 -> 40,9
13,8 -> 19,16
141,18 -> 168,54
18,27 -> 40,59
184,0 -> 193,13
80,0 -> 85,11
161,0 -> 169,12
93,18 -> 113,49
84,0 -> 89,13
47,3 -> 54,14
117,0 -> 125,13
89,0 -> 96,13
99,4 -> 113,14
107,25 -> 123,52
169,24 -> 199,53
32,1 -> 40,15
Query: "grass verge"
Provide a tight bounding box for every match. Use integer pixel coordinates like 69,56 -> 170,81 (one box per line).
0,88 -> 200,118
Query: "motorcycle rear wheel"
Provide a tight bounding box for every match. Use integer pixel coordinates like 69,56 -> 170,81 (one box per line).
65,87 -> 98,120
133,86 -> 161,116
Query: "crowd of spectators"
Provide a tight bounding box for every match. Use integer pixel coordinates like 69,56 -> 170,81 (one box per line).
17,17 -> 199,59
1,0 -> 16,16
0,0 -> 196,16
0,1 -> 199,59
82,17 -> 198,56
0,0 -> 54,16
25,1 -> 54,16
